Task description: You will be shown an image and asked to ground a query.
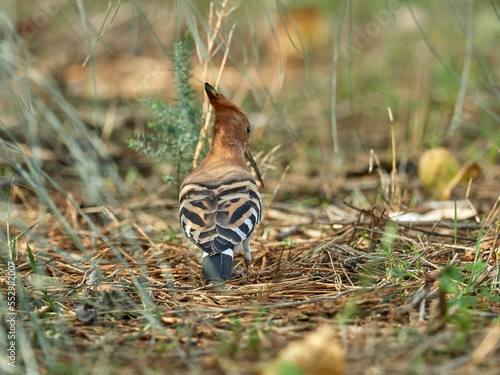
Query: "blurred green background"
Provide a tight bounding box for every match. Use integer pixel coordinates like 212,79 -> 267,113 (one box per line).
2,0 -> 499,204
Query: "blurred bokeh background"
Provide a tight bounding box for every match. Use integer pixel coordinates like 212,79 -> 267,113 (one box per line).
2,0 -> 499,207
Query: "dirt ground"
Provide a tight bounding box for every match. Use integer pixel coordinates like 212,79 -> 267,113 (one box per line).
3,164 -> 499,374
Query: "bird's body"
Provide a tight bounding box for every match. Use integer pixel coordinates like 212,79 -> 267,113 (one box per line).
178,83 -> 263,281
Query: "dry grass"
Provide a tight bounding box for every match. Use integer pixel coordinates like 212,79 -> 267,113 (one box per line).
2,179 -> 500,373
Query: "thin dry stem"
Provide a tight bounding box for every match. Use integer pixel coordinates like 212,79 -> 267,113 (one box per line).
263,164 -> 290,220
192,0 -> 233,169
388,107 -> 400,207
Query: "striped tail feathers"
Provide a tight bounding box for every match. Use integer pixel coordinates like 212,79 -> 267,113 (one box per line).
201,249 -> 233,281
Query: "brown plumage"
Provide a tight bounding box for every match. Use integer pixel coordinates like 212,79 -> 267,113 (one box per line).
178,83 -> 263,282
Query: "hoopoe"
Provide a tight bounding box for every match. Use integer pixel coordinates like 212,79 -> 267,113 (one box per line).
179,83 -> 264,282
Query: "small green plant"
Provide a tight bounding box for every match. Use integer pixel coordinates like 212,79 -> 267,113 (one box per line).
128,31 -> 204,191
389,264 -> 409,283
218,316 -> 243,358
437,255 -> 500,353
160,226 -> 181,243
378,220 -> 399,279
217,312 -> 274,359
438,266 -> 477,348
280,237 -> 294,247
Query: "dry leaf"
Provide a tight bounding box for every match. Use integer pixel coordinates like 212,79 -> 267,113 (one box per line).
418,147 -> 480,200
442,161 -> 481,200
390,200 -> 476,222
418,147 -> 459,200
470,323 -> 500,365
481,237 -> 500,255
261,325 -> 345,375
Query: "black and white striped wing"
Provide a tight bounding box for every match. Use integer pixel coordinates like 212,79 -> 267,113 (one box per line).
179,178 -> 262,255
179,187 -> 218,250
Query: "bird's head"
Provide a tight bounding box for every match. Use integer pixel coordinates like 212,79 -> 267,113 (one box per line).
205,82 -> 252,145
205,83 -> 264,187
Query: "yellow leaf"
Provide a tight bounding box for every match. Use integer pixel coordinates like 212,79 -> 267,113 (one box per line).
418,147 -> 460,200
261,325 -> 345,375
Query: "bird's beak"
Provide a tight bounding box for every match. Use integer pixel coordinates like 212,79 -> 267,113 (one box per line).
205,82 -> 226,108
205,82 -> 217,95
245,147 -> 264,188
205,83 -> 217,106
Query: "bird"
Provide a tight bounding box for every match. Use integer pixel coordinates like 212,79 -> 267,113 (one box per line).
178,83 -> 264,282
